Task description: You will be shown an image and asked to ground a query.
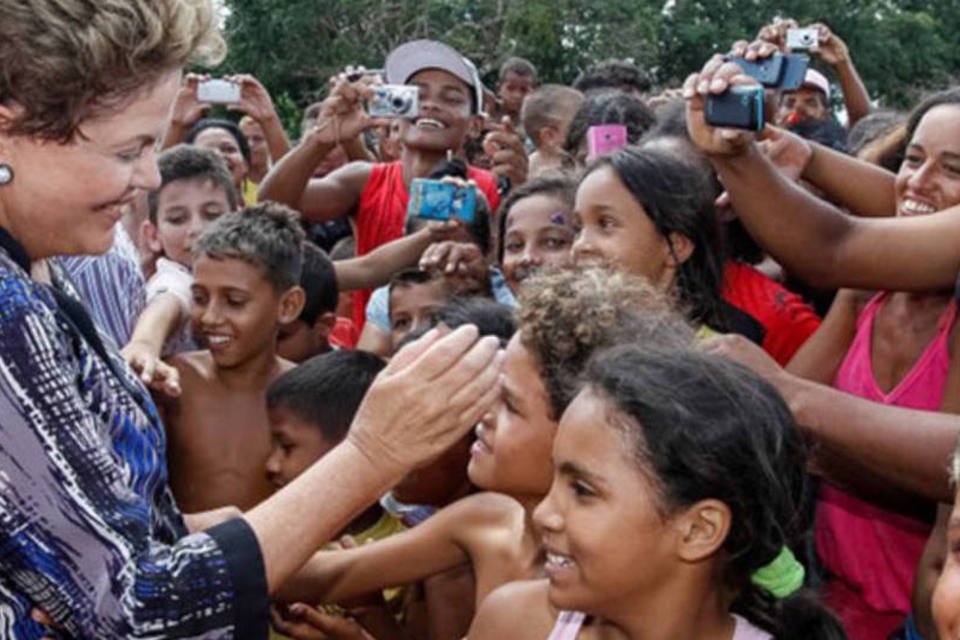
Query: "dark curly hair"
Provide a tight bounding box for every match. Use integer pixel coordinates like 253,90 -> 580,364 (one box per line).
582,345 -> 843,640
516,267 -> 693,419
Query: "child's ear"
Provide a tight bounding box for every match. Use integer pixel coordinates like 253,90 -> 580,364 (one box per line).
467,114 -> 485,140
141,220 -> 163,255
278,286 -> 306,325
673,499 -> 731,563
666,232 -> 695,267
539,125 -> 560,150
314,311 -> 337,341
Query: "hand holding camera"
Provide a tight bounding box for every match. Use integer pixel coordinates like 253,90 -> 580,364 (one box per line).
683,53 -> 764,157
169,73 -> 213,128
222,74 -> 281,124
306,75 -> 392,148
804,23 -> 850,67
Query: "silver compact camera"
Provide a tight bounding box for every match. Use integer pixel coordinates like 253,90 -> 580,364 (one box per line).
366,85 -> 420,118
786,27 -> 819,51
196,79 -> 241,104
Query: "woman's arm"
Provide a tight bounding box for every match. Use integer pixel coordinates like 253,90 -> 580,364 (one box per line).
246,326 -> 502,594
684,57 -> 960,291
786,288 -> 862,383
706,334 -> 959,502
802,140 -> 897,217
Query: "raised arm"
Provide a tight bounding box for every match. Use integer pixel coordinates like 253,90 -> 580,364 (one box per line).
810,22 -> 871,127
245,325 -> 502,594
229,74 -> 291,163
258,77 -> 387,221
685,52 -> 960,291
335,221 -> 461,292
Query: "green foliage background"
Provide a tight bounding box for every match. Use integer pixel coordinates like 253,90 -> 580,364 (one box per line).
217,0 -> 960,131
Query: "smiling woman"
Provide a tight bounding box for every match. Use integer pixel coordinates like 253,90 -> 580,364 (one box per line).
0,2 -> 501,638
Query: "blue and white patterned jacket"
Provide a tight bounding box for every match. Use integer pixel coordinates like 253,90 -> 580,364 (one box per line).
0,228 -> 267,639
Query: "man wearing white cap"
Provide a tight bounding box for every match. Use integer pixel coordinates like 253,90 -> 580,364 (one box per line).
260,40 -> 528,336
776,68 -> 832,127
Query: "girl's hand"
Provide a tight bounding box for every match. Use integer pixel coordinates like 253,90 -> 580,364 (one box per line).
683,52 -> 764,158
419,240 -> 490,294
225,74 -> 280,124
482,117 -> 528,191
169,73 -> 212,128
271,604 -> 376,640
307,77 -> 390,147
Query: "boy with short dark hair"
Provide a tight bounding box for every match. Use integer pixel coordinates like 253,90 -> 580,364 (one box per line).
276,243 -> 338,363
495,56 -> 538,122
387,269 -> 453,354
520,84 -> 584,176
124,145 -> 238,390
158,202 -> 306,513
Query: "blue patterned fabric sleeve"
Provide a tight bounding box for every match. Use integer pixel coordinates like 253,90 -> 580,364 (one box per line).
0,259 -> 267,639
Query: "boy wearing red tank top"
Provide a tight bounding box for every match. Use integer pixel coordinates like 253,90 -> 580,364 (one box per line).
260,40 -> 527,331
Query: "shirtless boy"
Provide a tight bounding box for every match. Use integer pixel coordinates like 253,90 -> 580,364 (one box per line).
157,202 -> 306,512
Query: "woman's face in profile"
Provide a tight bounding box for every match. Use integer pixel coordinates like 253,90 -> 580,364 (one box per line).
0,71 -> 180,261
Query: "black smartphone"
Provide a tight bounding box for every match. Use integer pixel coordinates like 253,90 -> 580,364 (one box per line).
730,53 -> 809,90
729,54 -> 784,86
705,86 -> 764,131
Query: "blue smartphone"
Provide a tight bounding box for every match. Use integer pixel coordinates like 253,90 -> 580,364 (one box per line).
408,179 -> 477,223
705,86 -> 764,131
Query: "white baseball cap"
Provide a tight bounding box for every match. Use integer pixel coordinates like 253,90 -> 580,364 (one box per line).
385,40 -> 485,115
801,68 -> 831,100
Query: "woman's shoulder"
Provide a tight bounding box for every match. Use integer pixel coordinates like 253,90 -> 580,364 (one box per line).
468,579 -> 554,640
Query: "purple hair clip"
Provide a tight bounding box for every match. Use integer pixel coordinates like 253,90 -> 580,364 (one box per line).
549,212 -> 567,226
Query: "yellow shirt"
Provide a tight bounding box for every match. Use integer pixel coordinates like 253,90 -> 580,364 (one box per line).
243,179 -> 259,206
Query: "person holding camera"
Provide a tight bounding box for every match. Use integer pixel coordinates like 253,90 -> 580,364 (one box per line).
164,73 -> 289,204
759,18 -> 871,128
259,40 -> 528,335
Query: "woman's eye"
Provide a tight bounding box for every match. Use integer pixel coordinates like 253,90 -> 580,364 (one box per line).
227,298 -> 247,308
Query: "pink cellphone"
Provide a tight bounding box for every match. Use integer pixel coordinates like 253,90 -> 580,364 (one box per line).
586,124 -> 628,160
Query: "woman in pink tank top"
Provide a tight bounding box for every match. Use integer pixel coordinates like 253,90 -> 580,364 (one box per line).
786,91 -> 960,639
468,349 -> 843,640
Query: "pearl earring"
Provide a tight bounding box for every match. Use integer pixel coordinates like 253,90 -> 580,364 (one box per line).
0,163 -> 12,185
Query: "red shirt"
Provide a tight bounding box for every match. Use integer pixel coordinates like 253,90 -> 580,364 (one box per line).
721,261 -> 821,365
352,161 -> 500,330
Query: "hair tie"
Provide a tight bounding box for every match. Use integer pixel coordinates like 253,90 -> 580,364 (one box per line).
750,545 -> 804,599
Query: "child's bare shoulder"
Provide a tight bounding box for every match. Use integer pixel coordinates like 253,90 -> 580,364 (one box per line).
469,579 -> 552,639
451,492 -> 525,528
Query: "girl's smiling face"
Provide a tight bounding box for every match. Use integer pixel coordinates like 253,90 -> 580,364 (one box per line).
571,166 -> 676,291
533,388 -> 679,617
501,194 -> 575,292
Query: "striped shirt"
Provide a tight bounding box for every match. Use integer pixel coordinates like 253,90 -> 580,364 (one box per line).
0,228 -> 267,639
57,226 -> 146,349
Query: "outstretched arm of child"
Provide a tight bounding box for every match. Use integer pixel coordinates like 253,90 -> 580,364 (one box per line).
335,221 -> 462,292
274,493 -> 507,606
122,292 -> 184,396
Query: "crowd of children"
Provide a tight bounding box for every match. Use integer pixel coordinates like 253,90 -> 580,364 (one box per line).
30,12 -> 960,640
